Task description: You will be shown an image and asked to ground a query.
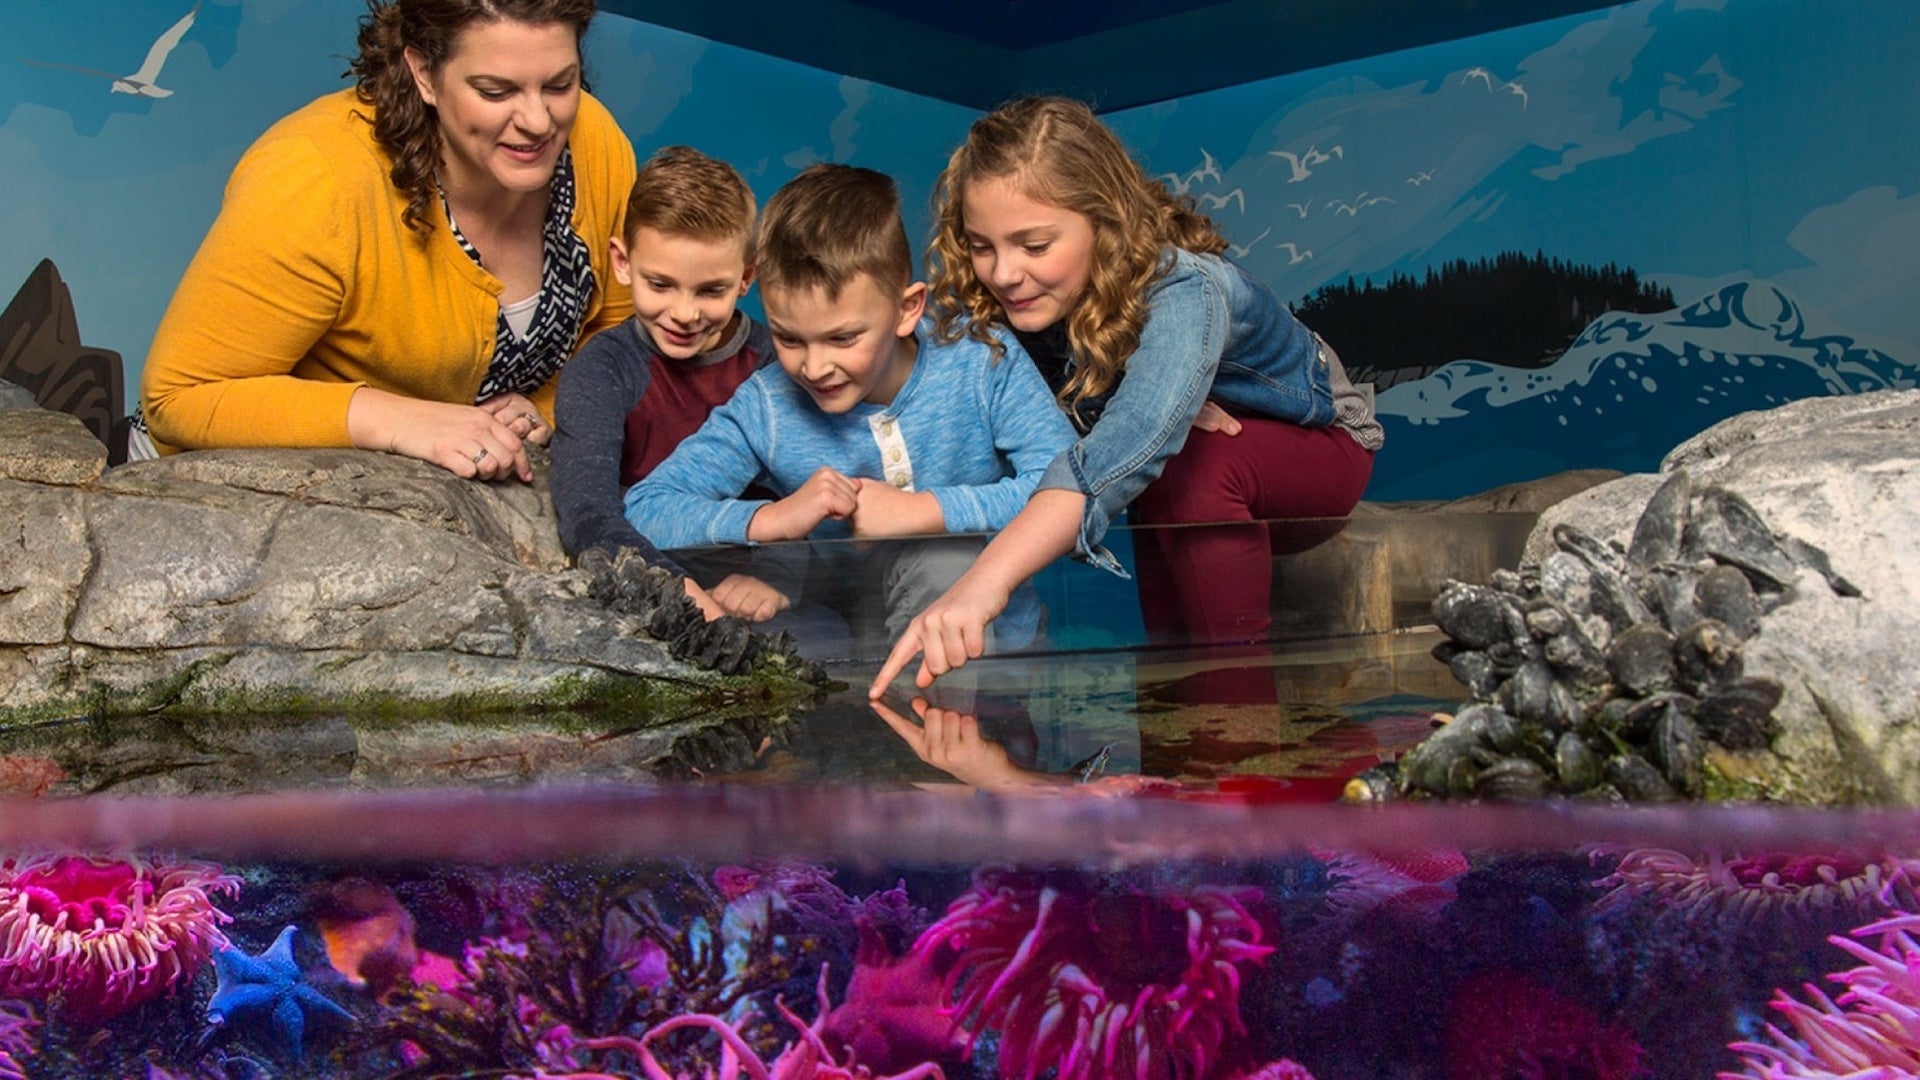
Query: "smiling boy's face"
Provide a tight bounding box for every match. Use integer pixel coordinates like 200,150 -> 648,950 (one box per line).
763,273 -> 927,413
611,226 -> 753,360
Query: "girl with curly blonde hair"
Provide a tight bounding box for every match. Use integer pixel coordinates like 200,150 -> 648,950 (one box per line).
874,96 -> 1382,694
138,0 -> 633,484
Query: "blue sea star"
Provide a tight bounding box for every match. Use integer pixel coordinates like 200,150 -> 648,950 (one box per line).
206,925 -> 352,1059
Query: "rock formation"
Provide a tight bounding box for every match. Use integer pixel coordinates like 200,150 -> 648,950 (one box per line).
1409,389 -> 1920,805
0,402 -> 822,729
0,260 -> 125,458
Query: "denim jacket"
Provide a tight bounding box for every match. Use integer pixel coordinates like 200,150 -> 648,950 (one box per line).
1037,247 -> 1337,573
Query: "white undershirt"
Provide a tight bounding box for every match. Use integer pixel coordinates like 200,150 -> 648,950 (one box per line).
501,292 -> 541,341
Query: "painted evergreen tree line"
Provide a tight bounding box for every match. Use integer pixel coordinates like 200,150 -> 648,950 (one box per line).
1295,251 -> 1676,389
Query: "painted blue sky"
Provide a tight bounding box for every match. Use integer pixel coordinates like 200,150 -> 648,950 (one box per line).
2,0 -> 1915,426
1107,0 -> 1920,354
0,0 -> 973,399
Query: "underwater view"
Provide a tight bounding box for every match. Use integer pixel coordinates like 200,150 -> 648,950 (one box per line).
3,515 -> 1918,1079
4,795 -> 1920,1078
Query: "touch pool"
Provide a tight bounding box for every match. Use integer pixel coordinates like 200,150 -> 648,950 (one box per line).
0,515 -> 1914,1079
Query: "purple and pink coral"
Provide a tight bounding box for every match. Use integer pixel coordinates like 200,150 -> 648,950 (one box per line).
0,999 -> 35,1080
1443,968 -> 1646,1080
583,965 -> 944,1079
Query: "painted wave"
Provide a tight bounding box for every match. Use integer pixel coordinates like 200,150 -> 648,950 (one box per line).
1365,279 -> 1920,500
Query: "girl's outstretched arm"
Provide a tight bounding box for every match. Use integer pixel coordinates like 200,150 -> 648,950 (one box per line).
870,488 -> 1085,695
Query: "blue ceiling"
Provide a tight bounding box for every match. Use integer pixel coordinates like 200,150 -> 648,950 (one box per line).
597,0 -> 1624,113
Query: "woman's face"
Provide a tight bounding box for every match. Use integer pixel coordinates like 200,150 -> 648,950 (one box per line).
408,18 -> 581,200
960,175 -> 1096,333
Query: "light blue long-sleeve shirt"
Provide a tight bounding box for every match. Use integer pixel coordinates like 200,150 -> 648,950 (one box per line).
624,318 -> 1076,548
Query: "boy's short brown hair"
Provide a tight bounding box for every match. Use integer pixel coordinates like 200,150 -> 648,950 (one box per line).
623,146 -> 757,258
755,163 -> 912,300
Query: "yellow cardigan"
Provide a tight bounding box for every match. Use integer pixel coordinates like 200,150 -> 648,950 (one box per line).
141,88 -> 635,452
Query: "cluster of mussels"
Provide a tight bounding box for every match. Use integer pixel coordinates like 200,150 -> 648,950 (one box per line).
1388,470 -> 1857,802
577,547 -> 825,682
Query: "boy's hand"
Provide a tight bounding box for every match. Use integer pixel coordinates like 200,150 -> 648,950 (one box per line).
684,578 -> 726,622
711,574 -> 791,622
849,479 -> 945,538
749,467 -> 858,541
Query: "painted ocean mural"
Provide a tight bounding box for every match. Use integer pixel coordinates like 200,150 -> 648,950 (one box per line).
3,0 -> 1919,496
1369,279 -> 1920,498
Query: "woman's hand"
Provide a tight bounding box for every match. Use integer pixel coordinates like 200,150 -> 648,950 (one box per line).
1192,399 -> 1243,435
479,392 -> 553,445
347,386 -> 532,482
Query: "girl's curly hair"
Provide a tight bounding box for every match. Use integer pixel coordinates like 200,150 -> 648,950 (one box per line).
928,96 -> 1227,406
348,0 -> 596,233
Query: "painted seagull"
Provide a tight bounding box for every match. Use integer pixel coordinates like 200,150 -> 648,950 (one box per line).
1197,189 -> 1246,213
1462,65 -> 1528,109
1268,144 -> 1343,182
1157,149 -> 1222,195
1225,226 -> 1271,259
24,3 -> 199,99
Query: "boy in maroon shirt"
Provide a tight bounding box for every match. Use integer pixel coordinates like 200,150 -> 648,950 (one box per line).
551,146 -> 773,618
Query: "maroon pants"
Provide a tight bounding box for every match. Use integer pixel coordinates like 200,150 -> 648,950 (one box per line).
1130,417 -> 1374,646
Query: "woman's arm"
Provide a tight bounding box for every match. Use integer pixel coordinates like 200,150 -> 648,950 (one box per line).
869,487 -> 1083,695
141,114 -> 532,479
141,134 -> 360,449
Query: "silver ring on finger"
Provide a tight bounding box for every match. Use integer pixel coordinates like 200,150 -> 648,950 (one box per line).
520,412 -> 541,428
472,447 -> 489,465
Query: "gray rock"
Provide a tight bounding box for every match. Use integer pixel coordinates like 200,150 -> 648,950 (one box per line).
0,436 -> 818,726
1520,389 -> 1920,804
0,379 -> 37,410
0,409 -> 105,486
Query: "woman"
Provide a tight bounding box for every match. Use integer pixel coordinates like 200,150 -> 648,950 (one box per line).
871,97 -> 1382,695
136,0 -> 633,483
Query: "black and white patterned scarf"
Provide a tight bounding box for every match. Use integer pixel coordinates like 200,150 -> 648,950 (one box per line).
442,148 -> 595,402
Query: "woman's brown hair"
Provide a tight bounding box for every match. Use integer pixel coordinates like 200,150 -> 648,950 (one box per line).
349,0 -> 597,233
928,96 -> 1227,406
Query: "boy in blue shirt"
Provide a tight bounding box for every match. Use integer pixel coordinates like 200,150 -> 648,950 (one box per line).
624,164 -> 1074,647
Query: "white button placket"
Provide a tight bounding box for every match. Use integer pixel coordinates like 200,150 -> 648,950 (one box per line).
869,414 -> 915,491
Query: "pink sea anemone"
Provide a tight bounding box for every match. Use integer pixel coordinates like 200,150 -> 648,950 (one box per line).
1593,848 -> 1920,926
909,869 -> 1275,1080
1317,847 -> 1471,923
1443,968 -> 1645,1080
0,853 -> 240,1023
0,999 -> 35,1080
1720,912 -> 1920,1079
